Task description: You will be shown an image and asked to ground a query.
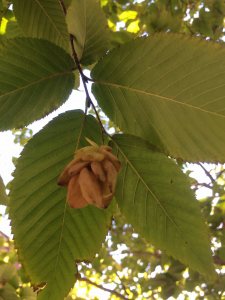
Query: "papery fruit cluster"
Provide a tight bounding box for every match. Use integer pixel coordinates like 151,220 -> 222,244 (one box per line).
58,140 -> 121,209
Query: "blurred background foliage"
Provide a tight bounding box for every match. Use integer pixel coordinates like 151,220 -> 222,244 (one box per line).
101,0 -> 225,43
0,0 -> 225,299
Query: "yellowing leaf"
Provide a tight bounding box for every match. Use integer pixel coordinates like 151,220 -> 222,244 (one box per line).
127,20 -> 140,33
0,17 -> 7,34
108,19 -> 116,30
119,10 -> 138,22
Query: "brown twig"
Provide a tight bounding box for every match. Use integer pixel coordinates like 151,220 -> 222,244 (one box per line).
198,163 -> 215,183
116,271 -> 130,297
119,249 -> 162,259
0,230 -> 10,241
217,169 -> 225,179
68,35 -> 107,138
193,182 -> 212,189
78,275 -> 129,300
214,255 -> 225,266
59,0 -> 107,137
58,0 -> 67,15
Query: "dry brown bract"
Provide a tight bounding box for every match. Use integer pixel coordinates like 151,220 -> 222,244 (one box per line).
58,141 -> 121,209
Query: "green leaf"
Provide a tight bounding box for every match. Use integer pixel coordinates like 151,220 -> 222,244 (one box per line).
218,246 -> 225,261
20,287 -> 37,300
74,70 -> 80,90
112,134 -> 215,279
0,38 -> 74,130
109,31 -> 136,48
4,20 -> 23,38
0,283 -> 19,300
92,34 -> 225,162
64,0 -> 72,9
0,176 -> 7,205
0,264 -> 17,282
10,110 -> 112,300
66,0 -> 109,65
12,0 -> 69,51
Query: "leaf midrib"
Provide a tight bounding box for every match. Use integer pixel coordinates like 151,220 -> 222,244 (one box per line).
115,141 -> 213,271
114,141 -> 205,256
50,114 -> 86,297
0,70 -> 72,99
35,0 -> 68,44
116,143 -> 182,235
80,0 -> 87,60
115,142 -> 214,273
94,80 -> 225,119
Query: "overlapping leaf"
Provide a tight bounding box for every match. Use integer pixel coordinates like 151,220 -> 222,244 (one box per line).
10,110 -> 113,300
13,0 -> 69,51
4,20 -> 23,38
66,0 -> 109,65
92,34 -> 225,162
0,38 -> 74,130
112,134 -> 215,279
0,1 -> 3,24
0,283 -> 19,300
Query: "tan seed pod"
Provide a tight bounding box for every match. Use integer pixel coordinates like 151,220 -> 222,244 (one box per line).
58,159 -> 89,186
68,161 -> 89,176
75,145 -> 97,155
79,167 -> 104,208
101,182 -> 113,208
99,148 -> 121,172
85,137 -> 98,147
76,146 -> 105,162
57,158 -> 80,186
102,160 -> 118,193
100,145 -> 112,152
91,161 -> 106,182
80,152 -> 105,162
67,175 -> 88,209
58,141 -> 121,210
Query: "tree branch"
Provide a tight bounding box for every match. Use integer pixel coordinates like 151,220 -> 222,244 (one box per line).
58,0 -> 107,137
78,275 -> 128,300
0,230 -> 10,241
217,169 -> 225,179
198,163 -> 215,183
214,255 -> 225,266
116,271 -> 130,297
192,182 -> 213,189
58,0 -> 66,15
120,249 -> 162,259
